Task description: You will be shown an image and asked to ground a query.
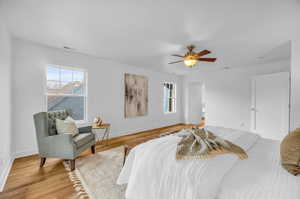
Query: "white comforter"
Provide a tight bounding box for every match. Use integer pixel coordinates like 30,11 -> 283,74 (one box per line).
117,126 -> 260,199
218,138 -> 300,199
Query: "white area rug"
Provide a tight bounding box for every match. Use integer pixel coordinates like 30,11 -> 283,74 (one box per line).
64,147 -> 126,199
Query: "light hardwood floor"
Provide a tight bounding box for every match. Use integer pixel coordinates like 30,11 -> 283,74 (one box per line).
0,124 -> 188,199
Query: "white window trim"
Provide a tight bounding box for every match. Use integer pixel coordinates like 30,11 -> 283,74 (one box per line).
45,65 -> 88,121
163,82 -> 177,114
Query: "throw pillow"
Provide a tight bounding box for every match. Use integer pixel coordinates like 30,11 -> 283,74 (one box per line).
280,128 -> 300,175
65,116 -> 76,122
56,118 -> 79,136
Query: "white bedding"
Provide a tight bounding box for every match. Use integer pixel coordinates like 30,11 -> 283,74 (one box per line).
117,126 -> 260,199
218,138 -> 300,199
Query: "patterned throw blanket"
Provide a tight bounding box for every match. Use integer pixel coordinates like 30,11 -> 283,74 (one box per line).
176,127 -> 248,160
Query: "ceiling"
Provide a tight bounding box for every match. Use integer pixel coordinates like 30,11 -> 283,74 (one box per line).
0,0 -> 299,75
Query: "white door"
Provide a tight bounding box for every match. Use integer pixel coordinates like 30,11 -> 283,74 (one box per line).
188,83 -> 204,124
252,72 -> 290,140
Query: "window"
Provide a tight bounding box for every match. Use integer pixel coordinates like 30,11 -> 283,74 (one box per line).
46,66 -> 87,120
163,82 -> 176,113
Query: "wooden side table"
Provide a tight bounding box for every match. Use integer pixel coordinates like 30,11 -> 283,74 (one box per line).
92,123 -> 111,145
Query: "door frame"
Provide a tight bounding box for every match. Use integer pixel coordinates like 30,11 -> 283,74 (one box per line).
187,82 -> 205,124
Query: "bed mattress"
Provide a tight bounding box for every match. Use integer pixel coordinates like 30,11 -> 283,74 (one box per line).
218,138 -> 300,199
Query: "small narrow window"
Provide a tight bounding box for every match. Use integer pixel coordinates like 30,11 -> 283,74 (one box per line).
46,66 -> 87,120
163,82 -> 176,113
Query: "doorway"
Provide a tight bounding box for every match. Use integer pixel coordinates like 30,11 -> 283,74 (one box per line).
188,83 -> 205,124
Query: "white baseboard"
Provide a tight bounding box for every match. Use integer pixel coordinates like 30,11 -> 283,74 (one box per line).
13,149 -> 38,159
0,157 -> 14,192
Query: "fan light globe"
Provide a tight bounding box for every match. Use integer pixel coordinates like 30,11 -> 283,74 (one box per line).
184,58 -> 197,67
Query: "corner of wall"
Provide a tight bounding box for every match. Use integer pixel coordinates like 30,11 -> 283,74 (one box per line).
0,17 -> 13,192
0,157 -> 14,192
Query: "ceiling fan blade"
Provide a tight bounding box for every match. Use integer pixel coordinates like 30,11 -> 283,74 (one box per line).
172,54 -> 185,58
197,58 -> 217,62
196,50 -> 211,57
168,60 -> 184,64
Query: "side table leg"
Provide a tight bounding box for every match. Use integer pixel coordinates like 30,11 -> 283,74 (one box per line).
101,129 -> 106,144
105,126 -> 110,146
92,129 -> 100,143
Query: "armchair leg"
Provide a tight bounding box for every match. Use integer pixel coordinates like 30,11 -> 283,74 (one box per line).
70,159 -> 75,171
40,157 -> 46,168
91,145 -> 96,154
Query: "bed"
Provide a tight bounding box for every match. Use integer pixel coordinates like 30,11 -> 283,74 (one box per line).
218,138 -> 300,199
117,126 -> 300,199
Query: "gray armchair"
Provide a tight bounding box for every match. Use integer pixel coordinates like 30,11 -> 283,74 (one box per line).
33,110 -> 96,171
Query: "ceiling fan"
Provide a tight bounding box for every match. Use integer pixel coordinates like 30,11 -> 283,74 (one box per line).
168,45 -> 217,67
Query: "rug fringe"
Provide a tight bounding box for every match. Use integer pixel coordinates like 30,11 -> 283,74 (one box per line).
63,161 -> 89,199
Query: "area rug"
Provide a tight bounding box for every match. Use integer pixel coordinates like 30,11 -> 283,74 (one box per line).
64,147 -> 126,199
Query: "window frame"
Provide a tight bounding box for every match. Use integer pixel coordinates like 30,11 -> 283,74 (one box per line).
45,65 -> 88,121
163,82 -> 177,114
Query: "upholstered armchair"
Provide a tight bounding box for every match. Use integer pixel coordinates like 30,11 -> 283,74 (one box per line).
33,110 -> 96,171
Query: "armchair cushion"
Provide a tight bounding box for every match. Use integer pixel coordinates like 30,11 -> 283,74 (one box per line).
73,133 -> 94,148
41,134 -> 76,159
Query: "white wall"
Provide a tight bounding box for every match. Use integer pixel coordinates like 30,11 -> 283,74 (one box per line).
183,60 -> 290,131
206,74 -> 251,130
11,39 -> 183,157
0,19 -> 12,190
290,40 -> 300,130
252,72 -> 290,140
186,72 -> 252,131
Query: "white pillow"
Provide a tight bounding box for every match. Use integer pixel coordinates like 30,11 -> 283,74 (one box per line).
56,117 -> 79,136
65,116 -> 76,122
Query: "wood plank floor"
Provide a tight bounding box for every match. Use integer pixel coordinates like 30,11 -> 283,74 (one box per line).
0,124 -> 188,199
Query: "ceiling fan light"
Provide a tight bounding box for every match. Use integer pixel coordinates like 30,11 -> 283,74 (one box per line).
184,58 -> 197,67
